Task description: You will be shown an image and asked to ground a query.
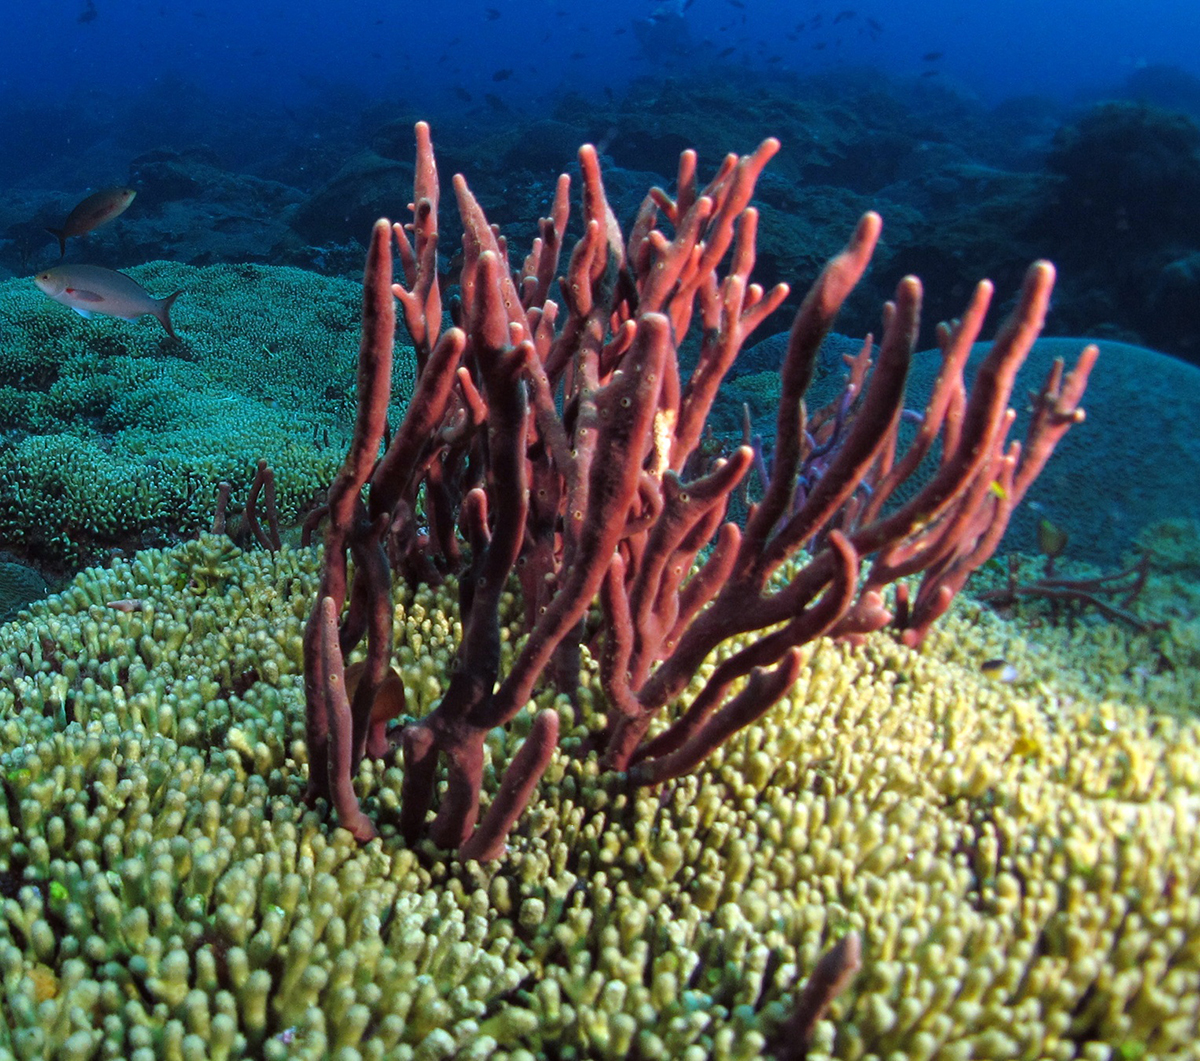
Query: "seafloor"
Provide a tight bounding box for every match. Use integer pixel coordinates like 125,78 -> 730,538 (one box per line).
0,530 -> 1198,1059
1,65 -> 1199,1060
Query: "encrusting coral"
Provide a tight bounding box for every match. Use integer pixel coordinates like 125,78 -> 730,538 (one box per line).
0,537 -> 1198,1060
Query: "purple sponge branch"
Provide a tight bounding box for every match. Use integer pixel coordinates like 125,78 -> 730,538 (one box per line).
769,930 -> 863,1061
300,122 -> 1093,856
301,217 -> 395,826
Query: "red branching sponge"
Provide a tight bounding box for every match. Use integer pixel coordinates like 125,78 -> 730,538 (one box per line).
300,121 -> 1095,855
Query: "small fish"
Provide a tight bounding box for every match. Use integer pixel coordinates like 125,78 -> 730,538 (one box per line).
922,50 -> 944,62
1036,516 -> 1069,559
47,186 -> 136,257
34,265 -> 182,338
492,68 -> 514,81
980,658 -> 1019,683
106,599 -> 145,612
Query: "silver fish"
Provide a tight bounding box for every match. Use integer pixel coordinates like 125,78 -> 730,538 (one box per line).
34,264 -> 181,338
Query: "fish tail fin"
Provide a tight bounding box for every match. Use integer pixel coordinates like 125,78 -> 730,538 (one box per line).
45,228 -> 66,257
156,289 -> 184,339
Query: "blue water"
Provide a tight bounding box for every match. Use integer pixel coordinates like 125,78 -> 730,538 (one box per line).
4,0 -> 1199,111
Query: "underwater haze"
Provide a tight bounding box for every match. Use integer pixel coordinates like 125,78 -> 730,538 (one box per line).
5,2 -> 1200,1060
3,0 -> 1200,107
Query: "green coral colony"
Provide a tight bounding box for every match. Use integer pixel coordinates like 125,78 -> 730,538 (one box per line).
3,135 -> 1200,1060
0,534 -> 1198,1059
0,261 -> 411,571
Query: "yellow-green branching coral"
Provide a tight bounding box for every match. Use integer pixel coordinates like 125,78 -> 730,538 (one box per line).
0,539 -> 1197,1057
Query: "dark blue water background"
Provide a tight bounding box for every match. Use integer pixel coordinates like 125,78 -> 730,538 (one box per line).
4,0 -> 1198,116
